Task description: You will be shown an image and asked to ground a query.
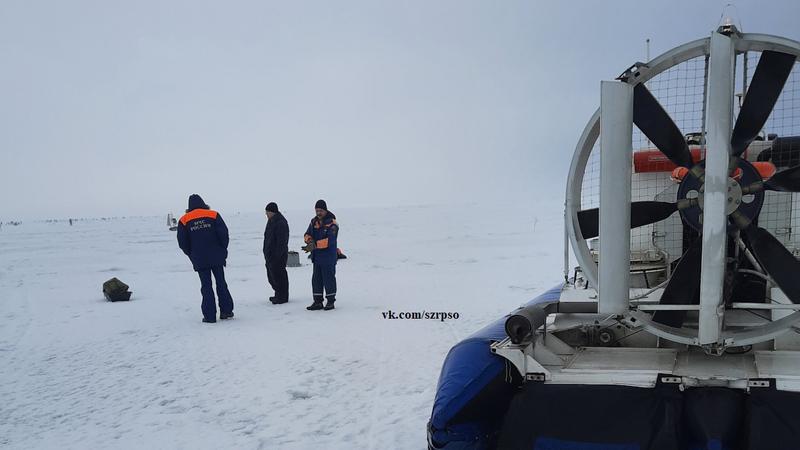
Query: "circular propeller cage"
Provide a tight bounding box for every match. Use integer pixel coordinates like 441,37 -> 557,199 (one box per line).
567,31 -> 800,349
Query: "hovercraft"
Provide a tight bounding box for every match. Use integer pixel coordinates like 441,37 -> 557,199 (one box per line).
429,25 -> 800,450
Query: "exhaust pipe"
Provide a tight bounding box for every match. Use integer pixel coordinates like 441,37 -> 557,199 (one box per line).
505,305 -> 548,345
504,301 -> 598,344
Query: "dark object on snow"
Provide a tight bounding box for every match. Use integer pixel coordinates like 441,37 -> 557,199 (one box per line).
103,277 -> 132,302
287,251 -> 301,267
337,248 -> 347,259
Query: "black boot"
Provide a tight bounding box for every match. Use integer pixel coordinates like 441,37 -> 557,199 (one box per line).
323,296 -> 335,311
202,317 -> 216,323
220,311 -> 234,320
307,296 -> 324,311
269,296 -> 276,303
272,297 -> 288,305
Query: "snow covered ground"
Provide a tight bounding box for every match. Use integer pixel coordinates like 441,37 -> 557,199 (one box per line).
0,202 -> 564,449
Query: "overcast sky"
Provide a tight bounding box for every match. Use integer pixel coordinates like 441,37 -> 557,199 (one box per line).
2,0 -> 800,219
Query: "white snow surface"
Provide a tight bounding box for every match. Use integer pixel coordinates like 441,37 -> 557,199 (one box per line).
0,203 -> 564,449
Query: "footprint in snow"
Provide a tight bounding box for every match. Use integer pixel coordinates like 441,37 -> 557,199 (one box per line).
288,390 -> 312,400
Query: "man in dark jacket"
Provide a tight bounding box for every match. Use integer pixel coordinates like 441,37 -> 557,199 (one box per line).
177,194 -> 234,323
303,199 -> 339,311
263,202 -> 290,304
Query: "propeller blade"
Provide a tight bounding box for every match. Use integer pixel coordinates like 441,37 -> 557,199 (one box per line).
577,201 -> 678,239
652,239 -> 703,327
765,165 -> 800,192
633,84 -> 693,168
731,51 -> 796,156
744,226 -> 800,303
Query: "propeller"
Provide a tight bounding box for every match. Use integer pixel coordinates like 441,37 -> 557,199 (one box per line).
652,239 -> 703,328
576,83 -> 698,240
731,51 -> 796,156
740,165 -> 800,194
577,201 -> 680,239
743,225 -> 800,303
577,49 -> 800,331
763,165 -> 800,192
633,84 -> 694,168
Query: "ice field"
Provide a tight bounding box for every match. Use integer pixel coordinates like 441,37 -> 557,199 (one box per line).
0,202 -> 564,449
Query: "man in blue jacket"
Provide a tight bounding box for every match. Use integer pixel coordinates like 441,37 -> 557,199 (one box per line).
177,194 -> 234,323
303,199 -> 339,311
263,202 -> 290,304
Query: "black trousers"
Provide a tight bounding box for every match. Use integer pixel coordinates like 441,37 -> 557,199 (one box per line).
266,253 -> 289,301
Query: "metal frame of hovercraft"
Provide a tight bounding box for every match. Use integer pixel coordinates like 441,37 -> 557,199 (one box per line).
493,26 -> 800,392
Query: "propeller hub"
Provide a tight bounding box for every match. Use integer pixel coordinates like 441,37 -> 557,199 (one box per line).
677,158 -> 765,232
696,177 -> 743,215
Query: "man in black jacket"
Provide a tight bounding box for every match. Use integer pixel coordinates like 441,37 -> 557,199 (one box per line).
264,202 -> 290,304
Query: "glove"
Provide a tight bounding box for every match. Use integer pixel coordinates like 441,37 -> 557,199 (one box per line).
302,241 -> 316,253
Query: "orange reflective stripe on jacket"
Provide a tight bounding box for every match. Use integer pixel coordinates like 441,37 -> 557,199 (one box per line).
180,209 -> 218,225
313,218 -> 337,229
316,238 -> 329,249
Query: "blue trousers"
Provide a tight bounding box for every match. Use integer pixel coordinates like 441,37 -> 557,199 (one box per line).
312,263 -> 337,300
198,266 -> 234,320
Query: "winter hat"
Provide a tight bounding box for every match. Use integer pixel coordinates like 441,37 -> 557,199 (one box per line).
265,202 -> 279,213
187,194 -> 209,211
315,199 -> 327,210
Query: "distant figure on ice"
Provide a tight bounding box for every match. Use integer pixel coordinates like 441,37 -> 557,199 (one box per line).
263,202 -> 290,304
177,194 -> 234,323
303,199 -> 339,311
69,218 -> 73,226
